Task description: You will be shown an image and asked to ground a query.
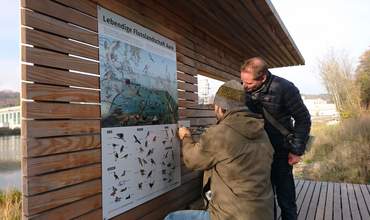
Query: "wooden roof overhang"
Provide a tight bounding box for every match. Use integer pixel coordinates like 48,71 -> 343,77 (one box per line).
146,0 -> 305,68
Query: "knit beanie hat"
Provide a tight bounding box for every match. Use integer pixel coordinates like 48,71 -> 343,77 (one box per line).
213,80 -> 246,110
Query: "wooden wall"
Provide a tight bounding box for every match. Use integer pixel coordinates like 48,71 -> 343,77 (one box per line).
21,0 -> 241,219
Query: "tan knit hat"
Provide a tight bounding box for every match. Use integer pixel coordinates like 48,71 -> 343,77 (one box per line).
213,80 -> 246,110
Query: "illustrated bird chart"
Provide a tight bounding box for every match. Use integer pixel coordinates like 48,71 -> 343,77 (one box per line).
98,7 -> 180,220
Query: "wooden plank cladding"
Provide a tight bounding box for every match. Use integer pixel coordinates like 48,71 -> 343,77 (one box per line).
22,83 -> 99,103
23,134 -> 101,158
23,119 -> 100,138
22,28 -> 99,60
22,0 -> 98,32
21,0 -> 305,219
24,179 -> 101,216
23,102 -> 100,119
22,46 -> 99,74
22,65 -> 100,89
21,9 -> 98,46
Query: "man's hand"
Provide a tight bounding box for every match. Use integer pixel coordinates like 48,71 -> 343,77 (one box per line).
178,127 -> 191,140
288,152 -> 301,165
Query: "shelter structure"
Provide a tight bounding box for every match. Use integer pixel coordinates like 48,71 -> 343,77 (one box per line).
20,0 -> 304,219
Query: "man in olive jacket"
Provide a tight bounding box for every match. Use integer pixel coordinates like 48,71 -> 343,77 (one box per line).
164,80 -> 274,220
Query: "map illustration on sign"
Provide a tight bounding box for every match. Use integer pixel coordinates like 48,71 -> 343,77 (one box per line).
98,6 -> 181,219
100,39 -> 178,127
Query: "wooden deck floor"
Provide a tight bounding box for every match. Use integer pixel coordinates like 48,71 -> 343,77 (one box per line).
277,179 -> 370,220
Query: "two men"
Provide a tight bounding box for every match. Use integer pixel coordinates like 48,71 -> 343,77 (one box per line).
166,57 -> 311,220
241,57 -> 311,220
166,80 -> 274,220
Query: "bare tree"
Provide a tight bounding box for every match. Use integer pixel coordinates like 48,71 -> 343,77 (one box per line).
318,50 -> 361,118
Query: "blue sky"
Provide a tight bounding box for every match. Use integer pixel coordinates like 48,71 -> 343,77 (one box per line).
1,0 -> 369,94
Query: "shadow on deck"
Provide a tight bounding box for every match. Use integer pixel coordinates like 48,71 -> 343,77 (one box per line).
277,179 -> 370,220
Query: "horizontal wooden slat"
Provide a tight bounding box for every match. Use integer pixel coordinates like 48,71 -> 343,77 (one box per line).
177,44 -> 238,77
23,179 -> 101,216
23,119 -> 100,138
24,148 -> 101,176
139,186 -> 201,220
24,163 -> 101,196
181,170 -> 202,184
176,52 -> 196,67
21,9 -> 98,46
22,46 -> 99,74
22,65 -> 99,89
22,83 -> 99,103
53,0 -> 97,18
179,109 -> 215,118
28,194 -> 101,220
177,81 -> 197,93
24,134 -> 100,158
177,71 -> 197,84
178,91 -> 198,101
22,0 -> 97,32
177,62 -> 198,76
74,208 -> 102,220
22,28 -> 98,60
23,102 -> 100,119
188,117 -> 217,127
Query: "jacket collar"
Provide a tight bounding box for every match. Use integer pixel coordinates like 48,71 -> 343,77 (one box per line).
216,107 -> 249,124
249,71 -> 274,95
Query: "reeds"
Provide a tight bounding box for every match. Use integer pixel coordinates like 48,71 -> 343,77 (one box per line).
0,189 -> 21,220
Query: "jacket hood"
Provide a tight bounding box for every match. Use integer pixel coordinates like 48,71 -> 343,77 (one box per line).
220,108 -> 265,140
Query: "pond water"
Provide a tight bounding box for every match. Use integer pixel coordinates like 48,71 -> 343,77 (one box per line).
0,135 -> 21,191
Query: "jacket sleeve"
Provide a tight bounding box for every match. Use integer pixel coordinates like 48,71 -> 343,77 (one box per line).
283,83 -> 311,156
181,126 -> 221,171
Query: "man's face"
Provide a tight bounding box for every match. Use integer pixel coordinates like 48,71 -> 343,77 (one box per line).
240,70 -> 266,92
214,105 -> 224,120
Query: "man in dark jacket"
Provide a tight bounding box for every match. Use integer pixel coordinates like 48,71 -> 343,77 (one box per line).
240,57 -> 311,220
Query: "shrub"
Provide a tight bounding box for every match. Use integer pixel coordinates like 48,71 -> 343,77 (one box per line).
301,114 -> 370,184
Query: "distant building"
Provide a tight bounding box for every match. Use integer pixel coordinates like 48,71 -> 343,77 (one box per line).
302,95 -> 339,122
198,76 -> 211,104
0,106 -> 21,129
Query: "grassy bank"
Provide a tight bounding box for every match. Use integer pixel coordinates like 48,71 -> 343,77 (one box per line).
295,114 -> 370,184
0,189 -> 21,220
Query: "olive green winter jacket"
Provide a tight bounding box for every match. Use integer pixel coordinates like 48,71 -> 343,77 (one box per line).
182,109 -> 274,220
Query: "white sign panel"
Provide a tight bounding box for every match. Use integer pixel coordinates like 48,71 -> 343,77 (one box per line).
98,6 -> 180,219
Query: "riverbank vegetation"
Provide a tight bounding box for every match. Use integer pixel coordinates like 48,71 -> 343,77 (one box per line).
295,49 -> 370,184
0,189 -> 21,220
295,115 -> 370,184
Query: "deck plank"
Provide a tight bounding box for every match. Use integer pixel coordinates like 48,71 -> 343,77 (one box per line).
341,183 -> 351,220
296,180 -> 310,216
347,184 -> 361,220
360,184 -> 370,217
315,182 -> 327,220
298,180 -> 315,219
306,181 -> 321,220
324,182 -> 334,220
333,183 -> 342,220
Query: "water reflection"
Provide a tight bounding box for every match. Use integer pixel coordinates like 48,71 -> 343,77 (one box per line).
0,135 -> 21,190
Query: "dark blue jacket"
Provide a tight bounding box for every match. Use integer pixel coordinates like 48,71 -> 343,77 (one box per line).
245,72 -> 311,157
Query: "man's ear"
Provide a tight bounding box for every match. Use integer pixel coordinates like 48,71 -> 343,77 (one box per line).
261,73 -> 268,83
